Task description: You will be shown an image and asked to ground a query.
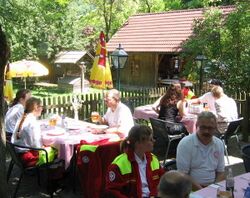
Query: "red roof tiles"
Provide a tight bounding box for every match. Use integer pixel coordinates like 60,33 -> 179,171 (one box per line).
107,6 -> 235,52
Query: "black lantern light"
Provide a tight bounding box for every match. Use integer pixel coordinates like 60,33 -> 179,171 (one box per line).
195,54 -> 207,95
110,44 -> 128,90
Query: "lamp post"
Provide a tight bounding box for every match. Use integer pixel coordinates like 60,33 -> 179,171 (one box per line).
195,55 -> 207,95
110,44 -> 128,90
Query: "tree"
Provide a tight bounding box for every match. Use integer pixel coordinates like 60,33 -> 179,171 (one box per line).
180,3 -> 250,93
84,0 -> 138,41
0,25 -> 10,198
137,0 -> 165,13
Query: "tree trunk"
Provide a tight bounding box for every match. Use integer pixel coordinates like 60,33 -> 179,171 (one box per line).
0,25 -> 10,198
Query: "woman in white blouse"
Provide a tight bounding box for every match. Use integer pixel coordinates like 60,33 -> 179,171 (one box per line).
5,89 -> 31,140
12,97 -> 55,167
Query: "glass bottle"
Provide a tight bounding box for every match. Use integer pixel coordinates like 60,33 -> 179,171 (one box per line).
226,167 -> 234,198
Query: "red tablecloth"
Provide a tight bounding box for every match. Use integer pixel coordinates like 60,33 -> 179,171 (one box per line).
77,140 -> 121,198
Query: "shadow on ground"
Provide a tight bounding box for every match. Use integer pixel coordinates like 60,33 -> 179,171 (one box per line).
7,136 -> 249,197
6,156 -> 82,198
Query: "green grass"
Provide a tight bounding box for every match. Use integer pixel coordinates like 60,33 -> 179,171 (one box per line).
13,81 -> 104,98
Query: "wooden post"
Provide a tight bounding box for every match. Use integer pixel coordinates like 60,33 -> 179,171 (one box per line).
0,26 -> 9,198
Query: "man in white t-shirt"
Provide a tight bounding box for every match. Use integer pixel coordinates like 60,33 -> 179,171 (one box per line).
101,89 -> 134,138
176,111 -> 225,190
191,79 -> 223,114
211,86 -> 238,133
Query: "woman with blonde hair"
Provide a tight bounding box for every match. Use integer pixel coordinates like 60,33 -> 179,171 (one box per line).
106,125 -> 164,197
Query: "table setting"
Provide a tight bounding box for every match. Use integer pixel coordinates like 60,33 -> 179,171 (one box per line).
39,116 -> 121,169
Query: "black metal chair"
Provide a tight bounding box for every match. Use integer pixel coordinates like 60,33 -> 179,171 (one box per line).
164,159 -> 177,171
150,118 -> 186,165
6,141 -> 59,198
219,117 -> 243,164
242,144 -> 250,173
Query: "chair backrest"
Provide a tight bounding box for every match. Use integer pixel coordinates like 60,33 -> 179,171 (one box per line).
6,141 -> 25,169
224,117 -> 243,138
164,119 -> 188,135
164,159 -> 177,171
6,141 -> 49,168
150,118 -> 170,141
150,118 -> 170,157
242,144 -> 250,172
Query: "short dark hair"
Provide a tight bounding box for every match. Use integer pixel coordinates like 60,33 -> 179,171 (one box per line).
208,79 -> 223,87
158,170 -> 192,198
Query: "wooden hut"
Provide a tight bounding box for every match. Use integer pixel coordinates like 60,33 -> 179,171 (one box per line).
107,6 -> 234,88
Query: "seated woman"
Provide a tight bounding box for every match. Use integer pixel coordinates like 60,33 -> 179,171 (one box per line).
158,83 -> 182,121
158,83 -> 188,135
12,97 -> 56,167
105,125 -> 164,197
5,89 -> 31,140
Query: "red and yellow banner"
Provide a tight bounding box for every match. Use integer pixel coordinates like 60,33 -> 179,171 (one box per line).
90,31 -> 113,89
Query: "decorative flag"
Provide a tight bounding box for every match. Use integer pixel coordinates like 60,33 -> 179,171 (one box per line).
90,31 -> 113,89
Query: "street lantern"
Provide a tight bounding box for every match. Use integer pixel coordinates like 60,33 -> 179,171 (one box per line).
110,44 -> 128,90
195,54 -> 207,95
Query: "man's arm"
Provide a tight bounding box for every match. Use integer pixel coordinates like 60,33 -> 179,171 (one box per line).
215,171 -> 225,183
190,98 -> 201,104
187,175 -> 203,191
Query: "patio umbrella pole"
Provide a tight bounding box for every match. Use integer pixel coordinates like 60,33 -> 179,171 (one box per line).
24,78 -> 27,89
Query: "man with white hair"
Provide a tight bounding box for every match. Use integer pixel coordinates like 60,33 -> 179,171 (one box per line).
191,79 -> 223,114
101,89 -> 134,138
211,86 -> 238,133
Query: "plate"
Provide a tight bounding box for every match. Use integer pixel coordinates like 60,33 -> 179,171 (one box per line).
46,129 -> 65,136
66,125 -> 81,130
93,125 -> 109,130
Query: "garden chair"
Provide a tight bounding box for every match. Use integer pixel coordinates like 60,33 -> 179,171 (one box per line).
6,141 -> 62,198
150,118 -> 186,165
242,144 -> 250,173
219,117 -> 243,164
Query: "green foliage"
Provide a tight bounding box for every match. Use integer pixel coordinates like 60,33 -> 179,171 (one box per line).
0,0 -> 86,62
0,0 -> 242,91
137,0 -> 165,13
181,3 -> 250,92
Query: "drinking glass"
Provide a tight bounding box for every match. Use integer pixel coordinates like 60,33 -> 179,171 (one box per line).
91,112 -> 100,123
49,118 -> 57,126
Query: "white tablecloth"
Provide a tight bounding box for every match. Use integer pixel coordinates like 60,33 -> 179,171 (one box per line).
40,118 -> 121,169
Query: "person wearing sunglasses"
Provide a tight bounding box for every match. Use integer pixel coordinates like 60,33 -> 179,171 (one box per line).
176,111 -> 225,191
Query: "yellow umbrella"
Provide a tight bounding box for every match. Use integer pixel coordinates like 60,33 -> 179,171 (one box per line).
4,63 -> 14,102
9,60 -> 49,88
90,31 -> 113,89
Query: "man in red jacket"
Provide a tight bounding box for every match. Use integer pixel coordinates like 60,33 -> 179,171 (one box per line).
105,125 -> 164,198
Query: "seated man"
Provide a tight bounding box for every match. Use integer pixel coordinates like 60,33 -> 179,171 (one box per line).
211,86 -> 238,133
176,111 -> 225,190
101,89 -> 134,138
158,170 -> 192,198
191,79 -> 223,114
